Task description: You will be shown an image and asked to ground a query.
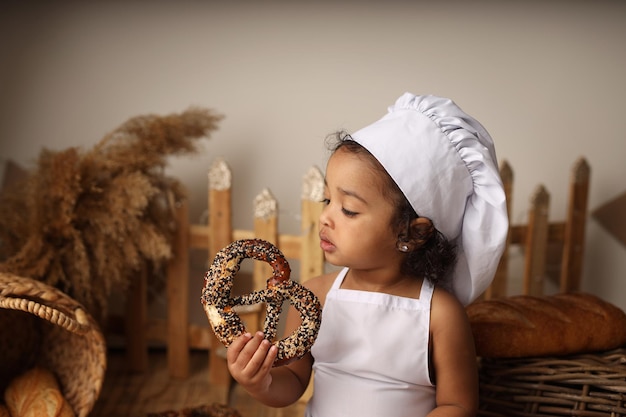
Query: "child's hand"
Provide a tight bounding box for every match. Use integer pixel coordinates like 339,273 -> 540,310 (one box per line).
226,331 -> 278,395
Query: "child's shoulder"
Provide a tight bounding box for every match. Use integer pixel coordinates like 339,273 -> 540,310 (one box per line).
301,270 -> 340,306
430,286 -> 467,322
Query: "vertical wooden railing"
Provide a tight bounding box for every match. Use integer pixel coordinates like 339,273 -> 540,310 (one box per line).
483,158 -> 590,299
301,167 -> 326,280
123,156 -> 590,392
159,158 -> 325,392
523,186 -> 550,296
206,158 -> 234,388
126,268 -> 148,372
253,188 -> 279,294
560,158 -> 591,292
167,200 -> 189,378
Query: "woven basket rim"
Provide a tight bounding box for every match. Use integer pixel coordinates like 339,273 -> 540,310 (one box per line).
478,347 -> 626,417
0,272 -> 107,417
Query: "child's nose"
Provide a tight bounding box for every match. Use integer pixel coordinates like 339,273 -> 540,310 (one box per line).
319,205 -> 333,228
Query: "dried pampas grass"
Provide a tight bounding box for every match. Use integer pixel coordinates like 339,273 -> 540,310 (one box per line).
0,107 -> 222,322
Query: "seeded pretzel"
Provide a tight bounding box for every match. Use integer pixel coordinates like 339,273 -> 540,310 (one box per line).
201,239 -> 322,366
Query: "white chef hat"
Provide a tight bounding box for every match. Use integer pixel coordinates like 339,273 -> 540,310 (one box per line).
352,93 -> 508,305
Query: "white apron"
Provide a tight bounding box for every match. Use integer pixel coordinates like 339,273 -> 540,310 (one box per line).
305,268 -> 436,417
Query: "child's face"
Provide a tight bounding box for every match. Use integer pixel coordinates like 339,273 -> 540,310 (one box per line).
320,147 -> 401,269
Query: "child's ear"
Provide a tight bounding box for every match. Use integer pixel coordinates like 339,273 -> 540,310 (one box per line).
396,217 -> 435,253
408,217 -> 434,249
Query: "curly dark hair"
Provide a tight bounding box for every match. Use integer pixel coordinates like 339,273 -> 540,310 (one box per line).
326,131 -> 457,289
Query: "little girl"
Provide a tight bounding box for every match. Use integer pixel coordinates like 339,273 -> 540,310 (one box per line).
226,93 -> 508,417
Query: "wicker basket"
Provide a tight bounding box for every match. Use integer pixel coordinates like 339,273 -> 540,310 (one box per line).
0,272 -> 107,417
478,348 -> 626,417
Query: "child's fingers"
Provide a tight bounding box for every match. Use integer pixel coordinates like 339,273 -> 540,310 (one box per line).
241,333 -> 274,373
226,332 -> 253,364
262,344 -> 279,370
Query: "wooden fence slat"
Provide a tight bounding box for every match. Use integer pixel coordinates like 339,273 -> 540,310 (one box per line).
248,188 -> 279,333
253,188 -> 279,292
523,185 -> 550,296
301,167 -> 325,282
126,268 -> 148,372
167,200 -> 190,379
208,159 -> 233,259
189,227 -> 305,258
560,158 -> 590,293
207,159 -> 233,393
509,223 -> 566,245
483,157 -> 590,300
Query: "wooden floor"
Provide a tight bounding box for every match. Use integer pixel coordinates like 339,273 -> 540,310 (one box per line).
90,349 -> 306,417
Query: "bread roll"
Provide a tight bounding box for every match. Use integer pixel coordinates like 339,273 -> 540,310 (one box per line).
4,367 -> 75,417
467,292 -> 626,358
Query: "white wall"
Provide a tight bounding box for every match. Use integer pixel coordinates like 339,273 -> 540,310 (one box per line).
1,1 -> 625,316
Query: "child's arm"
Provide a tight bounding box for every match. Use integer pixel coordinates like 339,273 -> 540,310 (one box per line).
426,288 -> 479,417
226,272 -> 332,408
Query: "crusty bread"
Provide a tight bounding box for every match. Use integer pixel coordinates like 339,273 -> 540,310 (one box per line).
467,292 -> 626,358
4,367 -> 75,417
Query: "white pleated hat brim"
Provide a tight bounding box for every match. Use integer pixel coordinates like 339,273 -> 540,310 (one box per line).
352,93 -> 508,305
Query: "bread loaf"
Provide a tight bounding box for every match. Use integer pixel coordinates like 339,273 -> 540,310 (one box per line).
4,367 -> 75,417
467,292 -> 626,358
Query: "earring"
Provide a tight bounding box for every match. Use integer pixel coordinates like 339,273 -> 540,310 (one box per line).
397,242 -> 410,252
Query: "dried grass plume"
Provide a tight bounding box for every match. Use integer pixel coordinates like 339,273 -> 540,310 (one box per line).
0,107 -> 222,322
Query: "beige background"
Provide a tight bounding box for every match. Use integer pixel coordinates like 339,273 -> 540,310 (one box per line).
1,1 -> 625,320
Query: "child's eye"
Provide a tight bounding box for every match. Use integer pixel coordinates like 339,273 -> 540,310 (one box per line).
321,197 -> 358,217
342,208 -> 358,217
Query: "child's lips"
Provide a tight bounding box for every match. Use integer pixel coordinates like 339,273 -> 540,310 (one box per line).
319,235 -> 336,252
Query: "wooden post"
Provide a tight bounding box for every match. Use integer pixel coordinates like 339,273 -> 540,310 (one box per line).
295,167 -> 325,408
126,267 -> 148,372
560,158 -> 590,293
167,199 -> 190,379
300,166 -> 325,282
247,188 -> 279,332
485,161 -> 513,300
253,188 -> 279,290
523,185 -> 550,296
208,158 -> 233,259
207,158 -> 234,391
